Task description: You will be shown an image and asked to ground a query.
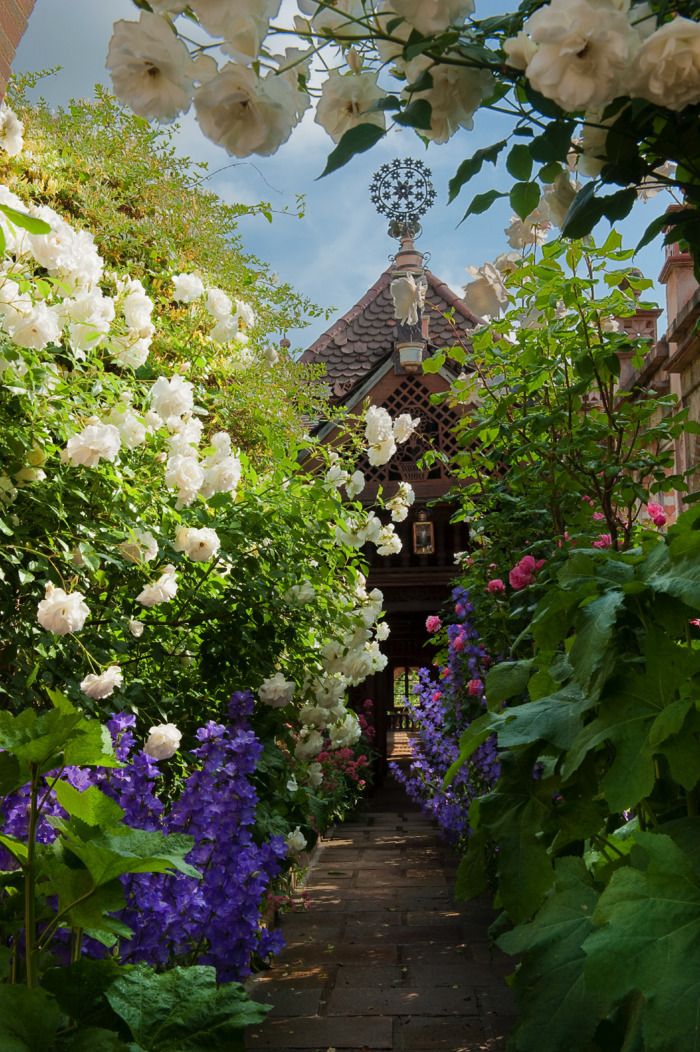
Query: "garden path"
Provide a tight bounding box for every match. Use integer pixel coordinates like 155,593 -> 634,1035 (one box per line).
245,764 -> 514,1051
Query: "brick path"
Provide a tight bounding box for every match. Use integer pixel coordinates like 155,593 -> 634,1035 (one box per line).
245,771 -> 515,1051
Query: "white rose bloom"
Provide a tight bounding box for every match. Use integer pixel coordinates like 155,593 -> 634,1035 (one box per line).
0,104 -> 24,157
330,712 -> 361,749
632,17 -> 700,110
144,722 -> 182,760
521,0 -> 638,112
109,334 -> 151,370
362,512 -> 383,546
299,704 -> 331,729
29,208 -> 103,292
313,674 -> 348,708
286,774 -> 298,793
173,524 -> 221,562
273,46 -> 313,120
149,0 -> 190,12
393,414 -> 420,445
259,671 -> 295,708
543,171 -> 578,227
194,63 -> 297,158
9,302 -> 61,351
365,405 -> 393,446
307,761 -> 324,787
205,287 -> 233,320
505,207 -> 551,249
80,665 -> 123,700
326,461 -> 350,488
62,290 -> 114,355
390,0 -> 474,33
128,618 -> 145,638
390,273 -> 426,327
413,64 -> 494,143
200,434 -> 241,498
315,70 -> 386,144
376,621 -> 390,641
295,729 -> 324,761
285,826 -> 307,854
172,273 -> 205,303
298,0 -> 365,36
367,435 -> 396,467
121,282 -> 154,335
165,453 -> 204,508
0,278 -> 32,332
284,580 -> 316,605
107,12 -> 203,122
107,407 -> 147,450
210,315 -> 238,344
503,30 -> 538,69
150,374 -> 194,428
463,261 -> 509,319
37,582 -> 90,635
170,414 -> 204,451
262,344 -> 279,366
119,529 -> 159,564
136,563 -> 178,606
343,470 -> 365,499
65,422 -> 121,468
376,523 -> 402,556
234,299 -> 256,329
386,481 -> 415,523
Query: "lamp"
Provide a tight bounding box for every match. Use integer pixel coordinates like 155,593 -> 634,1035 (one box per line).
396,341 -> 424,373
412,509 -> 435,555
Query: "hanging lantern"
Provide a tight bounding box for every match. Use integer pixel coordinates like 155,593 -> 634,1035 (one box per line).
412,509 -> 435,554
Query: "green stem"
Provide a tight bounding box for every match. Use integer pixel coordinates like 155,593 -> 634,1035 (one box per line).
24,764 -> 39,988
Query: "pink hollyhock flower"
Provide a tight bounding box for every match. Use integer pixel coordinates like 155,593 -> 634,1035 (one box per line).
593,533 -> 612,549
432,691 -> 442,702
467,679 -> 483,696
690,619 -> 700,628
487,578 -> 506,594
452,635 -> 466,652
425,615 -> 442,633
647,501 -> 667,527
592,511 -> 605,521
582,495 -> 594,505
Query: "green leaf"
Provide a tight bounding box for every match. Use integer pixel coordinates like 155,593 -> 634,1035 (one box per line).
459,189 -> 507,225
0,985 -> 60,1052
105,965 -> 270,1051
510,181 -> 540,220
600,187 -> 636,223
64,1028 -> 134,1052
0,833 -> 28,865
42,959 -> 125,1031
499,858 -> 607,1052
480,783 -> 554,920
584,833 -> 700,1052
529,122 -> 574,163
0,203 -> 51,235
445,711 -> 501,786
648,697 -> 693,746
498,685 -> 586,750
506,143 -> 533,181
647,551 -> 700,608
54,781 -> 126,828
317,123 -> 385,179
522,83 -> 566,120
421,351 -> 445,374
570,591 -> 625,691
447,140 -> 507,202
56,825 -> 200,886
561,182 -> 605,239
394,99 -> 432,130
486,659 -> 534,706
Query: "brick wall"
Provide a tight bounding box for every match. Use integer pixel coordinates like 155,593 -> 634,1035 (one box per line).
0,0 -> 36,102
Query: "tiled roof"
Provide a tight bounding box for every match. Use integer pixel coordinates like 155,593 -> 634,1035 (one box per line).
301,267 -> 480,399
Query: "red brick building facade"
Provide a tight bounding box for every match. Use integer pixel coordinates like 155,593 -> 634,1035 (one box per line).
0,0 -> 35,102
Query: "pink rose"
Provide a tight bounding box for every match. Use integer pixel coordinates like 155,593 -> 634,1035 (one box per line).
593,533 -> 612,549
467,679 -> 483,696
487,578 -> 506,594
592,512 -> 605,521
425,615 -> 442,633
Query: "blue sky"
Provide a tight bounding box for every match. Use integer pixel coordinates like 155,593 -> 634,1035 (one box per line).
14,0 -> 672,349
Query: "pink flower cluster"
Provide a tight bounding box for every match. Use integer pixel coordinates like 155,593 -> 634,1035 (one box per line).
487,578 -> 506,594
425,615 -> 442,633
593,533 -> 613,549
317,747 -> 370,784
467,678 -> 483,697
647,501 -> 667,528
508,555 -> 546,590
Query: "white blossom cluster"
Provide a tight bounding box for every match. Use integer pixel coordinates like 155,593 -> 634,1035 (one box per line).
172,272 -> 257,355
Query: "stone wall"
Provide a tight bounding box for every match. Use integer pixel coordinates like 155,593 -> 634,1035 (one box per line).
0,0 -> 35,102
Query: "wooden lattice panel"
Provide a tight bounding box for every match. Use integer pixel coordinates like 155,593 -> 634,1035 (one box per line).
356,375 -> 460,485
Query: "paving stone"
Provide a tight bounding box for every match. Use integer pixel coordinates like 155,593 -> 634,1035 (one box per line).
397,1015 -> 491,1049
326,985 -> 480,1016
253,985 -> 324,1017
334,965 -> 404,988
245,1015 -> 394,1049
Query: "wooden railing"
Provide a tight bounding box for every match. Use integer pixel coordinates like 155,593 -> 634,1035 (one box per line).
387,710 -> 417,731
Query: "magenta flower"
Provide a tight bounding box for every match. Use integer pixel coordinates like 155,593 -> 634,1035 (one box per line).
593,533 -> 613,549
487,578 -> 506,594
467,679 -> 483,696
425,615 -> 442,633
647,501 -> 667,527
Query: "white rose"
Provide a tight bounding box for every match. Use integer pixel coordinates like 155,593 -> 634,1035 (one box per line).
285,826 -> 307,854
299,704 -> 331,729
107,12 -> 202,122
80,665 -> 123,700
376,523 -> 402,556
388,0 -> 473,34
367,436 -> 396,467
393,414 -> 420,445
173,524 -> 221,562
165,454 -> 204,508
307,761 -> 324,787
376,621 -> 390,641
345,470 -> 365,499
65,422 -> 121,469
119,529 -> 159,564
503,30 -> 537,69
284,580 -> 316,605
294,729 -> 324,761
63,289 -> 116,355
632,17 -> 700,110
107,407 -> 147,450
172,273 -> 205,303
144,722 -> 182,760
9,302 -> 61,351
522,0 -> 638,112
136,564 -> 178,606
128,619 -> 144,638
150,374 -> 194,428
235,299 -> 256,329
365,405 -> 393,447
329,712 -> 361,749
543,171 -> 578,227
259,671 -> 295,707
315,70 -> 386,144
0,103 -> 24,156
205,287 -> 233,320
412,64 -> 494,143
194,63 -> 297,158
505,207 -> 551,249
37,582 -> 89,635
326,461 -> 350,488
463,262 -> 509,319
109,334 -> 151,370
29,207 -> 104,292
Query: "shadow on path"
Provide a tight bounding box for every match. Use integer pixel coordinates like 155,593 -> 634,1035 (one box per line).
246,771 -> 515,1052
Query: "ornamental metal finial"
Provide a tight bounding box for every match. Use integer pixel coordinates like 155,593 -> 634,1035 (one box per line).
370,158 -> 436,240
